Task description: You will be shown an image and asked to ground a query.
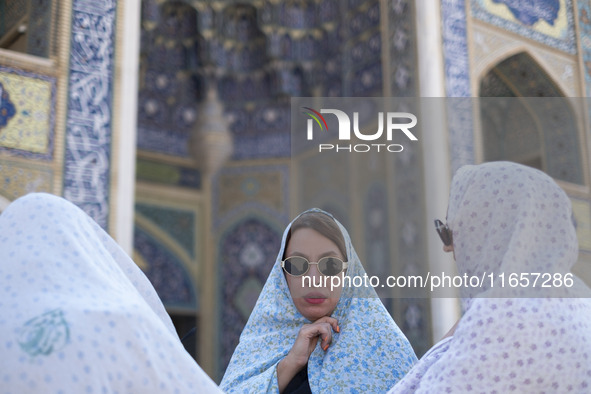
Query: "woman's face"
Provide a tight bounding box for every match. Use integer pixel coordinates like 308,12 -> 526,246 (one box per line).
284,227 -> 345,322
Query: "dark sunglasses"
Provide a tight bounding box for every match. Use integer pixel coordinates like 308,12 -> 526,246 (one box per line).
434,219 -> 453,246
282,256 -> 348,277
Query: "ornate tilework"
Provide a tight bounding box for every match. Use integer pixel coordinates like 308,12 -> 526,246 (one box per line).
212,163 -> 290,229
134,226 -> 197,309
0,66 -> 56,160
345,0 -> 383,96
442,0 -> 471,98
364,183 -> 391,289
479,53 -> 583,184
577,1 -> 591,242
227,103 -> 291,160
388,0 -> 418,97
472,0 -> 576,54
0,81 -> 15,126
0,160 -> 53,200
492,0 -> 560,26
441,1 -> 475,172
217,170 -> 283,219
392,138 -> 431,356
136,203 -> 197,259
63,0 -> 116,230
578,1 -> 591,97
135,158 -> 201,189
136,0 -> 349,160
218,217 -> 282,375
137,1 -> 202,158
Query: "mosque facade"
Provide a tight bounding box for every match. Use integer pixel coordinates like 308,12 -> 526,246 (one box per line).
1,0 -> 590,382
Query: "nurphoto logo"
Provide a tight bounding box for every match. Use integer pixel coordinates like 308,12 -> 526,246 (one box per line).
302,107 -> 418,153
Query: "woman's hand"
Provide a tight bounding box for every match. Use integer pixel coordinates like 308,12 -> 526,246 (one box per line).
277,316 -> 339,392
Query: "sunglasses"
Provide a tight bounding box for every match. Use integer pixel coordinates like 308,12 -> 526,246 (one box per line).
282,256 -> 348,277
434,219 -> 453,246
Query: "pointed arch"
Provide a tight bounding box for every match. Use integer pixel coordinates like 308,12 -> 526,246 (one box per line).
475,46 -> 574,97
478,51 -> 583,184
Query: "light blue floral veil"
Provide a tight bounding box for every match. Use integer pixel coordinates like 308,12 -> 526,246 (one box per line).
220,208 -> 417,393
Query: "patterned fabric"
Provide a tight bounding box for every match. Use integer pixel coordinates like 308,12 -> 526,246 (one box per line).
0,193 -> 221,393
389,161 -> 591,393
220,208 -> 417,393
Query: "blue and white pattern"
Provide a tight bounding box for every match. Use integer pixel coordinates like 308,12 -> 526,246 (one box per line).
578,2 -> 591,97
472,0 -> 576,54
441,0 -> 474,172
441,0 -> 471,98
0,193 -> 221,393
0,81 -> 15,127
64,1 -> 117,230
220,208 -> 417,393
0,65 -> 57,161
492,0 -> 560,26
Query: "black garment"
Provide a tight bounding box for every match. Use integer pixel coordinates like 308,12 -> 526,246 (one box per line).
283,365 -> 312,394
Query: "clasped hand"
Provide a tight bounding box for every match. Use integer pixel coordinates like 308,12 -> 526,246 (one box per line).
277,316 -> 340,392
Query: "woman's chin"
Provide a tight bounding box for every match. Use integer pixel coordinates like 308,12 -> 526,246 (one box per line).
296,298 -> 337,321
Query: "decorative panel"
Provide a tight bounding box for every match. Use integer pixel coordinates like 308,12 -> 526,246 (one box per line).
63,0 -> 117,230
364,183 -> 391,293
345,0 -> 383,96
471,23 -> 578,96
136,158 -> 201,189
213,163 -> 289,228
442,0 -> 471,98
442,0 -> 474,174
0,66 -> 55,159
134,225 -> 197,309
136,204 -> 197,259
388,0 -> 418,97
578,1 -> 591,96
137,1 -> 202,158
218,217 -> 282,375
472,0 -> 576,54
479,54 -> 583,185
0,160 -> 52,200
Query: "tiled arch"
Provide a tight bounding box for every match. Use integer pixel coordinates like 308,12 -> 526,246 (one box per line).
478,51 -> 584,184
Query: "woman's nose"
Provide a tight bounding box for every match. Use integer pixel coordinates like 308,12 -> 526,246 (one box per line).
308,264 -> 322,277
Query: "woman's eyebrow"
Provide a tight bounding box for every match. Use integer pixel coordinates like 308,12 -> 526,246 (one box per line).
286,250 -> 342,260
286,251 -> 309,259
318,251 -> 341,259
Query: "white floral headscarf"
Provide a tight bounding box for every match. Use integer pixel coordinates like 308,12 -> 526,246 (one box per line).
447,161 -> 587,299
220,208 -> 417,393
389,161 -> 591,393
0,193 -> 221,393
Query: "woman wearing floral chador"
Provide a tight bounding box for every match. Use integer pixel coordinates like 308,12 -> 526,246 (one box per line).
221,209 -> 417,393
389,161 -> 591,393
